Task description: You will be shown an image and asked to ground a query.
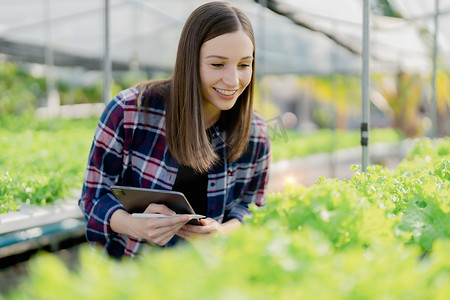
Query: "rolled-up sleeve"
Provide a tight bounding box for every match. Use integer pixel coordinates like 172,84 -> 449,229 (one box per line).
78,97 -> 126,245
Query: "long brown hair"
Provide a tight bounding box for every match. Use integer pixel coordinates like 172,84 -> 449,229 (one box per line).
137,1 -> 255,173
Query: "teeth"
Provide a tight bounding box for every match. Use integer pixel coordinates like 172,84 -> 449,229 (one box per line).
215,88 -> 237,96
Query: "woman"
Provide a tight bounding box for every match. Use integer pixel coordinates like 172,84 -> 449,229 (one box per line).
79,1 -> 271,258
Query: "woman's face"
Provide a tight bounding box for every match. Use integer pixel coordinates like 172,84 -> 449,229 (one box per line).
199,30 -> 254,123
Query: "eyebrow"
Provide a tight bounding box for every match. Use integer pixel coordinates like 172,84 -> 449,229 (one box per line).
205,55 -> 253,60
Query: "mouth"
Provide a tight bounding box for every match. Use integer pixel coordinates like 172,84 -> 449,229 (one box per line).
214,88 -> 238,96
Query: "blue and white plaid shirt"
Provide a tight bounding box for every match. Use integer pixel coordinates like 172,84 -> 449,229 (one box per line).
79,87 -> 271,258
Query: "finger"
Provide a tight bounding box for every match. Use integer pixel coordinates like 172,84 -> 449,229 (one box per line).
143,203 -> 176,216
145,214 -> 191,229
177,228 -> 205,241
146,222 -> 189,245
200,218 -> 210,226
182,223 -> 214,234
185,217 -> 218,231
151,230 -> 178,246
176,228 -> 190,240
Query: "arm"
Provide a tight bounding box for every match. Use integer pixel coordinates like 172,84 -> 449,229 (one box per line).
177,117 -> 272,239
225,118 -> 272,223
79,97 -> 128,245
79,95 -> 192,247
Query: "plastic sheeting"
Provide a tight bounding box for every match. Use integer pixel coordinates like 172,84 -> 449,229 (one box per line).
0,0 -> 360,75
389,0 -> 450,69
0,0 -> 448,75
270,0 -> 434,73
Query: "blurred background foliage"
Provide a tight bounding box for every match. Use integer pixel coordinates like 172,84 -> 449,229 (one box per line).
0,63 -> 45,116
0,62 -> 150,117
1,60 -> 449,140
2,58 -> 444,213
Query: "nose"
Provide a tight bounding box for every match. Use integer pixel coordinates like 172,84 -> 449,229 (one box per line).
222,66 -> 239,87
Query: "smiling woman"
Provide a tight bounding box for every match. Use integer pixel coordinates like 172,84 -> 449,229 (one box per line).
78,1 -> 271,258
200,30 -> 254,124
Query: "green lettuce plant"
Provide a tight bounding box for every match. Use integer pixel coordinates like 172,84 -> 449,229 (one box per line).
4,138 -> 449,300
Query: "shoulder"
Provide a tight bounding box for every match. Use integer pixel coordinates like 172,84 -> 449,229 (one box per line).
109,87 -> 139,108
100,87 -> 164,127
100,87 -> 138,124
235,111 -> 271,165
249,111 -> 270,142
245,111 -> 271,159
110,86 -> 166,111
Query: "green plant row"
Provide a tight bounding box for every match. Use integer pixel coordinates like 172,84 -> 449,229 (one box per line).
5,138 -> 449,300
270,127 -> 405,162
0,114 -> 404,213
252,138 -> 450,252
0,117 -> 97,213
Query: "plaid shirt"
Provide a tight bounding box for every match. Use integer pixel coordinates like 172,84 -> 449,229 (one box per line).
79,87 -> 271,258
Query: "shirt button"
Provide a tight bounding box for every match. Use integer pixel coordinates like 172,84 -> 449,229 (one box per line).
210,182 -> 215,187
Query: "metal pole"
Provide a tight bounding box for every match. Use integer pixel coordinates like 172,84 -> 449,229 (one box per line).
258,0 -> 267,75
103,0 -> 111,104
44,0 -> 60,117
361,0 -> 370,172
430,0 -> 439,140
258,0 -> 267,116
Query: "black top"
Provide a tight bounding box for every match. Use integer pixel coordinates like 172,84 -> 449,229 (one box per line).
171,121 -> 222,217
172,164 -> 208,216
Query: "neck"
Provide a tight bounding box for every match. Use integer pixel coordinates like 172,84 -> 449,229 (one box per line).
203,108 -> 221,129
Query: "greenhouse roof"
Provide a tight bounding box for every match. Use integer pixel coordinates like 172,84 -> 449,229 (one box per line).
0,0 -> 449,75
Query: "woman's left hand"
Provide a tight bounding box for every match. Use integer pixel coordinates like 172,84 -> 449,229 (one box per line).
176,217 -> 226,240
177,217 -> 242,241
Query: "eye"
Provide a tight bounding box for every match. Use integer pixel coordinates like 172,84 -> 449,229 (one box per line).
239,63 -> 251,68
211,63 -> 224,68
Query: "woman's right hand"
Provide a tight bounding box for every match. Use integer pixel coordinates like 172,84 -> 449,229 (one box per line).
110,203 -> 191,246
